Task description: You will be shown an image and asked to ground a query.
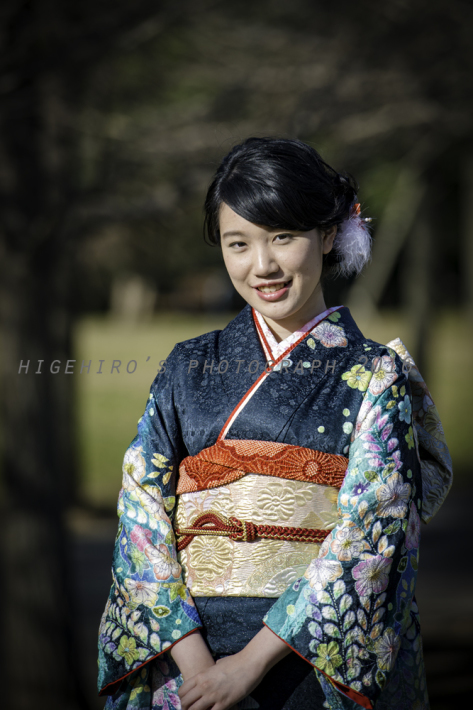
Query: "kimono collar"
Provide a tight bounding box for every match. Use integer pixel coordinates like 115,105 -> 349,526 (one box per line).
253,305 -> 344,361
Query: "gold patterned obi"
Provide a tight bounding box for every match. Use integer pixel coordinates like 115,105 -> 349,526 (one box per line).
175,440 -> 347,597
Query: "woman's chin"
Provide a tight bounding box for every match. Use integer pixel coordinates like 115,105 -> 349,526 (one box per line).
251,300 -> 296,323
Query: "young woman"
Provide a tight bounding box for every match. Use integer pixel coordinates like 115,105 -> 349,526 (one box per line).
97,138 -> 452,710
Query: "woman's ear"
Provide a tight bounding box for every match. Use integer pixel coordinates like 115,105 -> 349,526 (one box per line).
321,225 -> 337,254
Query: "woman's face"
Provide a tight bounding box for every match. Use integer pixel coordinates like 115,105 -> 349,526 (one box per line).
220,202 -> 337,339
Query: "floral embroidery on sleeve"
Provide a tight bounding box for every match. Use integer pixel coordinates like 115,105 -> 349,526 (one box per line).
263,357 -> 429,709
98,379 -> 202,697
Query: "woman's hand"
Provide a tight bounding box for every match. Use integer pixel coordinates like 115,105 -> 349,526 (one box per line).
169,630 -> 216,681
178,651 -> 261,710
178,625 -> 291,710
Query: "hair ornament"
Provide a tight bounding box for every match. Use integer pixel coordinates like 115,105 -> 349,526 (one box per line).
332,201 -> 372,278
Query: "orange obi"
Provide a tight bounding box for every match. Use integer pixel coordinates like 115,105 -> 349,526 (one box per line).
175,440 -> 348,597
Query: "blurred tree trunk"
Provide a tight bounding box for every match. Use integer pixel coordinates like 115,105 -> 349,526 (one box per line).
347,165 -> 426,316
0,70 -> 85,709
0,2 -> 181,706
347,136 -> 450,317
401,189 -> 433,376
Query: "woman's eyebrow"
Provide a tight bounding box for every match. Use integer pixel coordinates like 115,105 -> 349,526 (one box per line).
222,227 -> 285,238
221,230 -> 248,239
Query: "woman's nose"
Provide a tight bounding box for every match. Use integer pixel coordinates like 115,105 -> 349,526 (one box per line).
253,247 -> 280,277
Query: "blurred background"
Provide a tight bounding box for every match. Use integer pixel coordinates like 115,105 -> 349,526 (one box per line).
1,1 -> 472,708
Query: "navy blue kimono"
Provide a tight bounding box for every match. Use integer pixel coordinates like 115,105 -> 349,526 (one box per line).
98,304 -> 452,709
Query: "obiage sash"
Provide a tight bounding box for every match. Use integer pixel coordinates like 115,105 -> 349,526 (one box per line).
176,439 -> 347,494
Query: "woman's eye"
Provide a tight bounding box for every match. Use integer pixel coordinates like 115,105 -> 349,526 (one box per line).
229,241 -> 247,249
274,233 -> 293,242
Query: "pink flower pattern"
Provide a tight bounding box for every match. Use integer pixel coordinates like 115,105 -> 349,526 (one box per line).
312,321 -> 348,348
130,525 -> 153,551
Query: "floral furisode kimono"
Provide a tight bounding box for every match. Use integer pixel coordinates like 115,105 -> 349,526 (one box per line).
97,304 -> 452,710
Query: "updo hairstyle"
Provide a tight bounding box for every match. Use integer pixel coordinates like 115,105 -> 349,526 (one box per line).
204,137 -> 371,278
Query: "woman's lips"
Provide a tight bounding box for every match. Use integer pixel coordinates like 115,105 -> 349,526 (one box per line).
254,281 -> 291,301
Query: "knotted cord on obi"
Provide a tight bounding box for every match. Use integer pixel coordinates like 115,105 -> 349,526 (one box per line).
176,439 -> 348,494
175,440 -> 348,550
175,512 -> 332,551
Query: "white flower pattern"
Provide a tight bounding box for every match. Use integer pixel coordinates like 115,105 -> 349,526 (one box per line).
145,544 -> 181,581
369,355 -> 398,395
376,472 -> 411,519
125,579 -> 160,608
305,557 -> 343,590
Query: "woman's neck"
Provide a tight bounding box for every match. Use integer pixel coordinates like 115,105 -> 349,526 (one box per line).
260,300 -> 329,342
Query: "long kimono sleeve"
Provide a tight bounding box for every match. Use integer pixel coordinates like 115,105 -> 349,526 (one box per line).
98,350 -> 202,696
263,357 -> 425,709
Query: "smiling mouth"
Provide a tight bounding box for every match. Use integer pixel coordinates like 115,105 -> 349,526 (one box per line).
256,281 -> 291,293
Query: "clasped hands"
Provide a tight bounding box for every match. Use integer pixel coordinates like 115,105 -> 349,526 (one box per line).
172,626 -> 291,710
178,651 -> 259,710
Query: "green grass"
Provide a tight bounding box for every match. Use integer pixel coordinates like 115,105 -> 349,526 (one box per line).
75,313 -> 233,506
75,310 -> 472,507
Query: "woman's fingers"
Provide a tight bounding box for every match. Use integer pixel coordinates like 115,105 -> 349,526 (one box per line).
178,677 -> 203,709
178,674 -> 219,710
180,687 -> 218,710
178,666 -> 239,710
179,689 -> 207,710
181,696 -> 212,710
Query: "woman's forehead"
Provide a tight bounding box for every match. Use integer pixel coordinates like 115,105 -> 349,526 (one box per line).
219,203 -> 294,237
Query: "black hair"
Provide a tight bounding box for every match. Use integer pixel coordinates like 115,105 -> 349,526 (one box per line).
204,137 -> 358,276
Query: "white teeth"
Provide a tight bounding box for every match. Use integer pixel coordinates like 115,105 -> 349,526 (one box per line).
258,282 -> 287,293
